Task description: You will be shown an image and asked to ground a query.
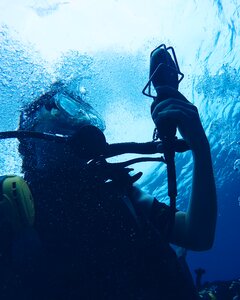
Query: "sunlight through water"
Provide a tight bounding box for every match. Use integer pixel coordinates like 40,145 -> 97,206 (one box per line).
0,0 -> 239,282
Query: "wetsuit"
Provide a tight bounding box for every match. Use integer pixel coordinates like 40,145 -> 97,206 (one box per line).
17,166 -> 199,300
0,165 -> 198,300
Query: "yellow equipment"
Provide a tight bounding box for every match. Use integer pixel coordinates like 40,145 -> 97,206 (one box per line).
0,175 -> 34,233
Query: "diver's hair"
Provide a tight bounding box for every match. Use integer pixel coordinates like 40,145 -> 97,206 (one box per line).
18,81 -> 81,181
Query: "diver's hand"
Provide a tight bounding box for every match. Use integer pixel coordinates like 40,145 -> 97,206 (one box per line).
151,87 -> 209,152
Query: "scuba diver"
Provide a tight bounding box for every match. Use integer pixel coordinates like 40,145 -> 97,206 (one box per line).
0,45 -> 217,300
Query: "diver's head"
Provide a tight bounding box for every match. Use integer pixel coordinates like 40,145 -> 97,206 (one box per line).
18,82 -> 105,178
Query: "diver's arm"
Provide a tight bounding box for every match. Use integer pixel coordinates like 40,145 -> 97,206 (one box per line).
171,137 -> 217,251
151,87 -> 217,251
131,140 -> 217,251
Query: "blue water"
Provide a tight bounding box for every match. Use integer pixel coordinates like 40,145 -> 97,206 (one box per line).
0,0 -> 239,283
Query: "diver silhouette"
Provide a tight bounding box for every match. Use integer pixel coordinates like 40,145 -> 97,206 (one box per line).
0,48 -> 217,299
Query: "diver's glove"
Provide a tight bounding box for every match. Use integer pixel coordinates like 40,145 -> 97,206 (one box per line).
85,158 -> 143,187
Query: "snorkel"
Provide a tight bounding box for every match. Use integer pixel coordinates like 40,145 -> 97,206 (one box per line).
142,44 -> 189,234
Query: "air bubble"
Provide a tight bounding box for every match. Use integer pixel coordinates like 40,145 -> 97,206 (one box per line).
79,86 -> 87,95
233,159 -> 240,172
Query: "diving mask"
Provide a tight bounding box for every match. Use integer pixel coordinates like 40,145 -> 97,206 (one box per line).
45,92 -> 105,131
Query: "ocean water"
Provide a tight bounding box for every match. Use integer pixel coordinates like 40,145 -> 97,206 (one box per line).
0,0 -> 239,283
